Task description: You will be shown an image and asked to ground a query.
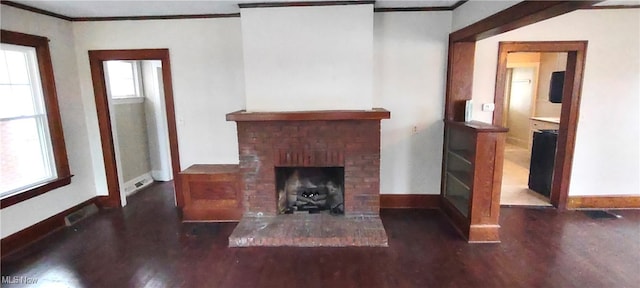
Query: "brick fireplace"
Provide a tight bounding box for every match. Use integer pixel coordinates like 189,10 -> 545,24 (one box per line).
226,109 -> 390,247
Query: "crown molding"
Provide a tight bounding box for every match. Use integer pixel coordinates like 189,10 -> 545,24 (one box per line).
1,0 -> 73,21
0,0 -> 239,21
239,1 -> 374,9
582,4 -> 640,9
3,0 -> 627,22
72,13 -> 240,22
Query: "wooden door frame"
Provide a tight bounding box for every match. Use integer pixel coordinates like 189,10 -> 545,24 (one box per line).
493,41 -> 587,210
88,49 -> 182,208
442,1 -> 599,218
444,1 -> 599,121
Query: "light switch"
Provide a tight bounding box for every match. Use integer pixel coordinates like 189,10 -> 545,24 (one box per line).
482,103 -> 495,112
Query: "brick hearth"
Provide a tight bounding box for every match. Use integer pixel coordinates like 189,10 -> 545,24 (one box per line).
226,109 -> 390,247
229,214 -> 388,247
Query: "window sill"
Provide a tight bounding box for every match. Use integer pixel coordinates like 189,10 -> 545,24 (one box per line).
0,175 -> 73,209
112,97 -> 144,105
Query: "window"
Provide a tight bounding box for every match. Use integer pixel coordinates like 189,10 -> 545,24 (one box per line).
104,60 -> 142,99
0,44 -> 56,194
0,30 -> 71,208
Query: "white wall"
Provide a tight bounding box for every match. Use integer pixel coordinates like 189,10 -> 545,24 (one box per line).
241,5 -> 374,112
71,10 -> 451,198
141,60 -> 172,181
374,11 -> 451,195
535,53 -> 566,117
112,101 -> 151,182
472,9 -> 640,196
0,6 -> 96,238
452,0 -> 521,31
72,18 -> 246,196
506,67 -> 536,148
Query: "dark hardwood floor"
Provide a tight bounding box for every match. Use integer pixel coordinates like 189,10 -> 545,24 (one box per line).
2,181 -> 639,287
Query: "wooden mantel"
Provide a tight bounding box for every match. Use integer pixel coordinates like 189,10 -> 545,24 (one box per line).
226,108 -> 390,122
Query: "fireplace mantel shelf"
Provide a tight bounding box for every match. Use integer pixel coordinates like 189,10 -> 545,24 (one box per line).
226,108 -> 390,122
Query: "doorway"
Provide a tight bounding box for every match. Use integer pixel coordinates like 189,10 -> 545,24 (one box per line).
500,52 -> 571,206
104,59 -> 172,206
89,49 -> 181,208
493,41 -> 587,210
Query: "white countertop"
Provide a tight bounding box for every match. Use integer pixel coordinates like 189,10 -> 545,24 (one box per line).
530,117 -> 560,124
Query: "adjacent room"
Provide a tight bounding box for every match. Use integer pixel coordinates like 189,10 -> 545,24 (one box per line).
499,51 -> 566,207
1,0 -> 639,287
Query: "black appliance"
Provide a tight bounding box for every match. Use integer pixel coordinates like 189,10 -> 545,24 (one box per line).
528,129 -> 558,197
549,71 -> 564,103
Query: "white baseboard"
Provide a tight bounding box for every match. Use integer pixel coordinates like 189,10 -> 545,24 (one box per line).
151,170 -> 172,182
124,172 -> 154,196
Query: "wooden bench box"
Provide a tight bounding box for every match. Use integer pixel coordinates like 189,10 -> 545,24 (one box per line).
180,164 -> 242,222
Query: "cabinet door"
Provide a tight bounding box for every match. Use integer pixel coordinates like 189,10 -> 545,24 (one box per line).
443,127 -> 473,217
182,173 -> 243,222
528,131 -> 557,197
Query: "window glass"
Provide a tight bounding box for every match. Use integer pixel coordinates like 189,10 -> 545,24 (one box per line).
0,44 -> 56,197
106,60 -> 139,98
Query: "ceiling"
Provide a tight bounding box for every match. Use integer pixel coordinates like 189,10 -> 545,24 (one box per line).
7,0 -> 460,18
6,0 -> 640,18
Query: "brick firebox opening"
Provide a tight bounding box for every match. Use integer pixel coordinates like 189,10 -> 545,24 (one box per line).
226,109 -> 390,247
276,167 -> 345,215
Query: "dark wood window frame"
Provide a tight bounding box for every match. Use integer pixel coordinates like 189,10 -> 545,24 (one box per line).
0,30 -> 71,209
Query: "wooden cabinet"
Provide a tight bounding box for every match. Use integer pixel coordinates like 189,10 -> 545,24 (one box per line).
443,127 -> 474,218
442,120 -> 508,243
180,164 -> 242,222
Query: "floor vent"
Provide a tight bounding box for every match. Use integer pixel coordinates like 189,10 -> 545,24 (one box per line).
583,210 -> 622,220
64,203 -> 99,226
125,174 -> 154,196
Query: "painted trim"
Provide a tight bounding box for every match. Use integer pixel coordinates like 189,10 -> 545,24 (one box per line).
567,196 -> 640,209
123,172 -> 154,196
1,197 -> 98,258
380,194 -> 440,209
112,97 -> 144,105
